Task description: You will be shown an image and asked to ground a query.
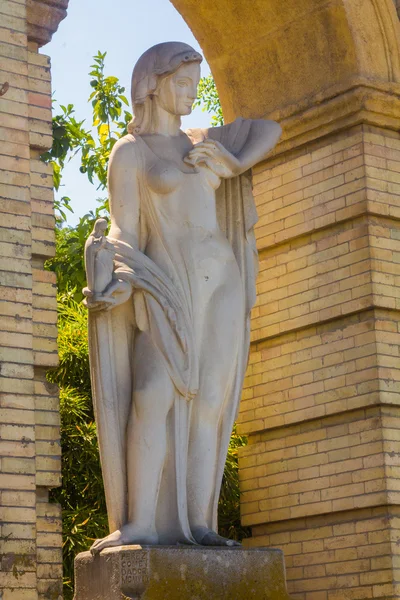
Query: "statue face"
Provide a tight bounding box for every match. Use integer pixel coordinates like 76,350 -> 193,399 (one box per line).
156,62 -> 201,117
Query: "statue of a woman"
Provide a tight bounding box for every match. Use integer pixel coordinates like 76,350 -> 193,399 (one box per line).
85,41 -> 281,554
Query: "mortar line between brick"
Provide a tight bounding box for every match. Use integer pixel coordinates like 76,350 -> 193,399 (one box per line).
257,210 -> 400,261
251,306 -> 400,349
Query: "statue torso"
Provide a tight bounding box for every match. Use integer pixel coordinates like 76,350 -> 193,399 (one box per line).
136,133 -> 242,312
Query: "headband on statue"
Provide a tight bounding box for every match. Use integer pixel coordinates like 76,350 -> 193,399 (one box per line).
131,42 -> 203,105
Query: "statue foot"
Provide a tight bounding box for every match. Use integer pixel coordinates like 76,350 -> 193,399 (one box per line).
90,525 -> 159,555
192,526 -> 241,547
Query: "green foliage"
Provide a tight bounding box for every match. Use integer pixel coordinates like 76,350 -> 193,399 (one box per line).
46,53 -> 247,600
42,51 -> 132,196
219,426 -> 250,541
194,74 -> 224,126
43,52 -> 132,301
50,298 -> 91,392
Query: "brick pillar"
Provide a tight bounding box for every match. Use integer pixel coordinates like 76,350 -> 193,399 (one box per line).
238,101 -> 400,598
0,2 -> 67,599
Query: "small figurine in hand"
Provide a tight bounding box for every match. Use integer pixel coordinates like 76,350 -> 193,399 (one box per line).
83,219 -> 130,310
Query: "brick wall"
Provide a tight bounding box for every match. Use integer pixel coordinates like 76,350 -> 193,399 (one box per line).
239,125 -> 400,599
0,1 -> 61,598
247,503 -> 400,599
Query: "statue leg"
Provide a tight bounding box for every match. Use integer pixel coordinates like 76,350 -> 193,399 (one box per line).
90,331 -> 175,554
126,330 -> 176,534
187,284 -> 243,546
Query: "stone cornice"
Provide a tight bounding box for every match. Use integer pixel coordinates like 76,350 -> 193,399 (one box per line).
27,0 -> 69,47
268,78 -> 400,157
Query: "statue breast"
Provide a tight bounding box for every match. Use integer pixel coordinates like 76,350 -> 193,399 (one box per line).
146,160 -> 185,195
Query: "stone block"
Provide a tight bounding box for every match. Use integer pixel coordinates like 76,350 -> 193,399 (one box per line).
74,546 -> 291,600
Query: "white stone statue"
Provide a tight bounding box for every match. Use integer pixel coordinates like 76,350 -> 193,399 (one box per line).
84,41 -> 281,554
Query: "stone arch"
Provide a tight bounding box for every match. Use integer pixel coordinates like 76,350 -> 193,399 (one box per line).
171,0 -> 400,121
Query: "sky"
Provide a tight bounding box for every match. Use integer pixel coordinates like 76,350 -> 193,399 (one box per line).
42,0 -> 212,225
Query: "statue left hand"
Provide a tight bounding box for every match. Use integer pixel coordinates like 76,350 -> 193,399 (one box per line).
184,139 -> 241,178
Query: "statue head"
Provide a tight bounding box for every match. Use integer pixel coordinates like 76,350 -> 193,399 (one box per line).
128,42 -> 203,135
92,218 -> 108,238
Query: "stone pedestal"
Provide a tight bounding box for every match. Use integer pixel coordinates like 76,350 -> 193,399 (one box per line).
73,545 -> 291,600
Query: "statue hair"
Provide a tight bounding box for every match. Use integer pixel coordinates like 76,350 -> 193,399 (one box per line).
128,41 -> 202,135
128,79 -> 169,136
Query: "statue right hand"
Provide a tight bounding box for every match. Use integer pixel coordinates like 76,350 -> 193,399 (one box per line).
82,296 -> 115,312
184,139 -> 241,178
83,279 -> 132,312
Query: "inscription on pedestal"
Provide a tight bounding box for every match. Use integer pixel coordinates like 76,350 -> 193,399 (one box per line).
120,551 -> 149,588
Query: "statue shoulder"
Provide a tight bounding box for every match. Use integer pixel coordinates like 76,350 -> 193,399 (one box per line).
109,134 -> 141,171
207,117 -> 281,155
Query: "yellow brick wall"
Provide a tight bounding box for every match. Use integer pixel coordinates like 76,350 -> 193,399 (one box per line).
240,125 -> 400,598
240,358 -> 385,524
247,504 -> 400,600
0,2 -> 61,598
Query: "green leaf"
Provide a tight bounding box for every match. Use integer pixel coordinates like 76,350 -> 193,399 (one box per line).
54,125 -> 67,139
98,123 -> 109,145
104,76 -> 118,85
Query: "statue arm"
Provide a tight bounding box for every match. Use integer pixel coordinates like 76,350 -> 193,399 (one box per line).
108,136 -> 142,249
231,119 -> 281,174
83,137 -> 142,311
186,118 -> 281,178
207,117 -> 282,174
